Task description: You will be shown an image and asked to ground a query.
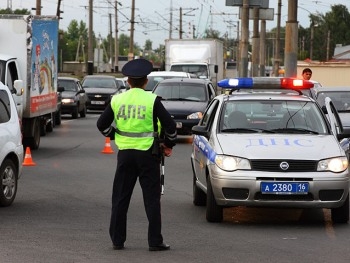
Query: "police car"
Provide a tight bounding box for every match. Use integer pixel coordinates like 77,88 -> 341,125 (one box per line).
190,77 -> 350,223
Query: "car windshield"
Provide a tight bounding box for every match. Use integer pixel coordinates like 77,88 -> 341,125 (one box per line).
220,100 -> 328,134
170,64 -> 208,79
146,76 -> 187,91
58,80 -> 77,91
316,91 -> 350,112
83,78 -> 117,89
153,82 -> 207,102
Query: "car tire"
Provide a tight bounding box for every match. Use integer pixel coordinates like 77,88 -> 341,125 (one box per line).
46,113 -> 54,133
331,194 -> 349,223
0,159 -> 18,207
206,177 -> 223,222
193,173 -> 206,206
80,104 -> 86,118
72,106 -> 79,119
55,109 -> 61,126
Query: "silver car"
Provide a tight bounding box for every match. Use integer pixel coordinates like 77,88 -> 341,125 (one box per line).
191,77 -> 350,223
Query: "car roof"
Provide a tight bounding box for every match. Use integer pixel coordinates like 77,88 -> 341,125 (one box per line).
148,71 -> 190,77
83,75 -> 116,79
218,89 -> 314,103
58,76 -> 80,81
314,86 -> 350,92
156,78 -> 211,84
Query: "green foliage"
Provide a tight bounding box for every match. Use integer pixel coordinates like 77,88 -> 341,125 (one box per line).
0,8 -> 30,14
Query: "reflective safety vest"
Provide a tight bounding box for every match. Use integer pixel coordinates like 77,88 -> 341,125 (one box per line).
110,88 -> 157,150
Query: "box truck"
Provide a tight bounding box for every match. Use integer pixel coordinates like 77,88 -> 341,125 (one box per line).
0,14 -> 60,149
165,39 -> 224,90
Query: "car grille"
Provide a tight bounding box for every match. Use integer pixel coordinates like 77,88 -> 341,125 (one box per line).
250,159 -> 317,172
87,94 -> 110,101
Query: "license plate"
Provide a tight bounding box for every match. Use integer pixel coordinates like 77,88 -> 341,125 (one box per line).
91,101 -> 105,105
261,182 -> 309,195
176,122 -> 182,128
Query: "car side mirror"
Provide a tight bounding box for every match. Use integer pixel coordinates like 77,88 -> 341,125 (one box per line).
58,86 -> 65,92
14,80 -> 24,95
322,105 -> 328,114
192,125 -> 209,138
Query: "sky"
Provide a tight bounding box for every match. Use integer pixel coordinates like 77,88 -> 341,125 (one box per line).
2,0 -> 349,49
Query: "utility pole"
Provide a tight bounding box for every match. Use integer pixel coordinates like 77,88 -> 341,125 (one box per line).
169,0 -> 173,39
259,19 -> 266,76
274,0 -> 282,77
56,0 -> 62,19
239,0 -> 249,77
128,0 -> 135,61
87,0 -> 93,74
36,0 -> 41,15
7,0 -> 12,10
284,0 -> 298,77
109,13 -> 113,71
251,7 -> 260,77
326,30 -> 330,61
179,7 -> 183,39
114,1 -> 121,72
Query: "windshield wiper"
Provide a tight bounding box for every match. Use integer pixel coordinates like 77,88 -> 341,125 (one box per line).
271,128 -> 319,134
162,98 -> 199,101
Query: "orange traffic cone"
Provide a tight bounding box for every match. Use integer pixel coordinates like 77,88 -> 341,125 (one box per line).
22,147 -> 36,166
101,137 -> 114,154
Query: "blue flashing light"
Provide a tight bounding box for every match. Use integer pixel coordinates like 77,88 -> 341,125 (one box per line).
218,77 -> 314,90
217,78 -> 253,89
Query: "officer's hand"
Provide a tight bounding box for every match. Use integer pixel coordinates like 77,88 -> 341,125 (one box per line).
161,143 -> 172,157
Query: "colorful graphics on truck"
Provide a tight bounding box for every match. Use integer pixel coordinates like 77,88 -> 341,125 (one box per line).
30,19 -> 58,113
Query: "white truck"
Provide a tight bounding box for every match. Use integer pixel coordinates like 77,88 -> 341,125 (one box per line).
0,15 -> 60,150
165,39 -> 224,90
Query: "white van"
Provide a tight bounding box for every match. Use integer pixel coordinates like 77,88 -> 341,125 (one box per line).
145,71 -> 197,91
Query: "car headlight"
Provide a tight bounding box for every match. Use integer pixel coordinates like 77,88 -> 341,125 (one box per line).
62,98 -> 74,104
187,112 -> 203,120
317,157 -> 348,172
214,154 -> 251,171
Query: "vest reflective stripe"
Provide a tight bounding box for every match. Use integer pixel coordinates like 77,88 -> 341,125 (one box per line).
115,128 -> 157,138
111,89 -> 157,150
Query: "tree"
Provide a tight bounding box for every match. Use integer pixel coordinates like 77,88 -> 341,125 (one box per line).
144,39 -> 153,51
61,20 -> 89,62
0,8 -> 30,14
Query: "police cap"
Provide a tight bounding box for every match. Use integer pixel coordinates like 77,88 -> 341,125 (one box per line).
122,58 -> 153,78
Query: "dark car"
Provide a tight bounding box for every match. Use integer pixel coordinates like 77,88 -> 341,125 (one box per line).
152,78 -> 216,135
58,77 -> 88,119
311,86 -> 350,130
82,75 -> 121,111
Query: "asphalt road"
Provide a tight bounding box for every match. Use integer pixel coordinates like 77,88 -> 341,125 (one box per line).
1,113 -> 350,263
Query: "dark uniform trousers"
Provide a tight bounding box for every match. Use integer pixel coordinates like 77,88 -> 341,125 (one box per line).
109,148 -> 163,246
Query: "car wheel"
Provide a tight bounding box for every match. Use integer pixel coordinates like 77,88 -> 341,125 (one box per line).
331,194 -> 349,223
206,177 -> 223,222
193,172 -> 206,206
80,104 -> 86,118
72,106 -> 79,119
46,113 -> 54,133
24,117 -> 41,150
55,109 -> 61,125
0,159 -> 18,207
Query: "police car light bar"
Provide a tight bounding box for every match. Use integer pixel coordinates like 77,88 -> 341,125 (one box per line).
217,77 -> 314,90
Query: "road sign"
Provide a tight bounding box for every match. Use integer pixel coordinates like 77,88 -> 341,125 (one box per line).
239,7 -> 274,20
226,0 -> 269,9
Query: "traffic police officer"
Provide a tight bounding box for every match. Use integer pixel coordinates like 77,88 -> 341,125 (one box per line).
97,58 -> 177,251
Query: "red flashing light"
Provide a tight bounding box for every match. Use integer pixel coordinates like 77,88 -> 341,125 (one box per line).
280,78 -> 314,90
